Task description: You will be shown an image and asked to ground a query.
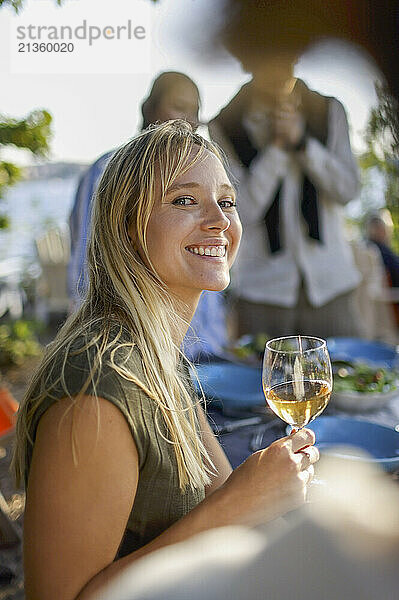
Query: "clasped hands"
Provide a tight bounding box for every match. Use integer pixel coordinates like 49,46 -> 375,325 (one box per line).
270,99 -> 306,152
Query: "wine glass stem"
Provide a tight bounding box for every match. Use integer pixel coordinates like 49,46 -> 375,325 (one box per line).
290,426 -> 305,434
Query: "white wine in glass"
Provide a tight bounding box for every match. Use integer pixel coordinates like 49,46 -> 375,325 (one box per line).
263,336 -> 332,430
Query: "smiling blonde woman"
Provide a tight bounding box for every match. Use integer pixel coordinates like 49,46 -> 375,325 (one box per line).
13,120 -> 319,600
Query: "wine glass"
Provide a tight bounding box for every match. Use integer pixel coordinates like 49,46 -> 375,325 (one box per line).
263,336 -> 332,432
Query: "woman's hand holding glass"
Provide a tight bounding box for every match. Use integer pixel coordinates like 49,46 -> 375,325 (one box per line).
221,428 -> 319,524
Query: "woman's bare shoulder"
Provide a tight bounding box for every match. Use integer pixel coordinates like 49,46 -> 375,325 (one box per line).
25,389 -> 140,600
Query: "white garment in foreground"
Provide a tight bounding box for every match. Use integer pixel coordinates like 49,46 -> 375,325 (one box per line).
98,519 -> 399,600
98,456 -> 399,600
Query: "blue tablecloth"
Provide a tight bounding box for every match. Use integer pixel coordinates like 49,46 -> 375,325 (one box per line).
206,393 -> 399,470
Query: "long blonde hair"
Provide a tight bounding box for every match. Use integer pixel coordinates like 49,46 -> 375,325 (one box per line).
13,120 -> 225,491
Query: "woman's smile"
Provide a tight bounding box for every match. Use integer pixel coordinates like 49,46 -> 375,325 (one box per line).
185,239 -> 228,258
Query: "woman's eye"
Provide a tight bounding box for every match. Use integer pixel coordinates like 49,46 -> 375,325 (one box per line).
219,198 -> 237,208
172,196 -> 195,206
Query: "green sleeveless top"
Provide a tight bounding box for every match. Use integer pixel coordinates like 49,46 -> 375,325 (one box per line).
25,331 -> 205,558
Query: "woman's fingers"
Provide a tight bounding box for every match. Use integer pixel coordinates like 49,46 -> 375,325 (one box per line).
299,464 -> 315,486
290,428 -> 316,453
287,430 -> 319,482
298,446 -> 319,470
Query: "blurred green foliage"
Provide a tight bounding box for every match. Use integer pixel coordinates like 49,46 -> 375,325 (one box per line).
0,320 -> 43,367
0,0 -> 23,10
0,110 -> 52,155
0,109 -> 53,229
0,0 -> 60,10
359,85 -> 399,252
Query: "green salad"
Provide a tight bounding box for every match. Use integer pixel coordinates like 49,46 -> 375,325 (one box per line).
333,360 -> 398,394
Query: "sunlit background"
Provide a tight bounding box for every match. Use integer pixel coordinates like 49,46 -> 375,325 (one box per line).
0,0 -> 390,266
0,0 -> 382,163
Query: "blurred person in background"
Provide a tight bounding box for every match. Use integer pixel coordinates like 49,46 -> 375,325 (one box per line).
366,208 -> 399,328
209,51 -> 361,338
68,71 -> 228,361
366,209 -> 399,289
209,43 -> 361,338
208,0 -> 399,335
349,235 -> 398,343
217,1 -> 399,142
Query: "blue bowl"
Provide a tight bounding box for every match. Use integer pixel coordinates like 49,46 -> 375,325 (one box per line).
327,337 -> 398,368
307,416 -> 399,471
192,362 -> 263,409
